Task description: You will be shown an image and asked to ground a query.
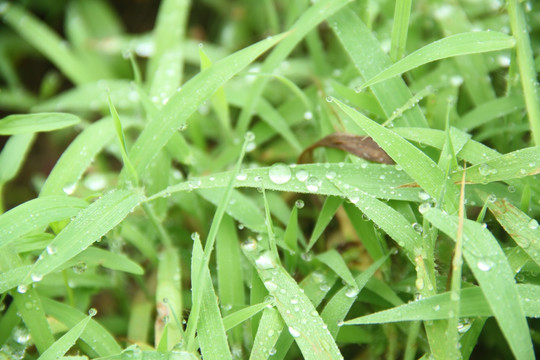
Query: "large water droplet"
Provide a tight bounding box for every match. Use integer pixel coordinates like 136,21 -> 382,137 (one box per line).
295,199 -> 304,209
17,284 -> 28,294
241,239 -> 258,252
63,182 -> 77,195
528,219 -> 538,230
295,169 -> 309,182
306,176 -> 321,192
264,281 -> 278,292
236,173 -> 247,181
478,164 -> 491,176
269,163 -> 292,184
288,326 -> 301,338
255,251 -> 276,269
345,286 -> 359,298
46,244 -> 57,255
476,259 -> 494,271
88,308 -> 98,316
31,273 -> 43,282
418,202 -> 431,214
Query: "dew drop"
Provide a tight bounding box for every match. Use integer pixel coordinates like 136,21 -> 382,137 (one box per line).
345,286 -> 359,298
325,171 -> 336,179
349,195 -> 359,204
412,222 -> 423,233
303,111 -> 313,120
325,96 -> 333,103
255,251 -> 276,269
264,281 -> 278,292
269,348 -> 277,355
236,173 -> 247,181
17,284 -> 28,294
418,202 -> 431,214
31,273 -> 43,282
46,244 -> 57,255
62,182 -> 77,195
528,219 -> 538,230
415,278 -> 424,290
88,308 -> 98,316
487,194 -> 497,203
269,163 -> 292,184
433,304 -> 441,311
305,176 -> 321,192
288,326 -> 301,338
295,169 -> 309,182
241,239 -> 258,252
476,259 -> 494,271
244,131 -> 255,142
418,192 -> 430,201
191,232 -> 200,241
295,199 -> 304,209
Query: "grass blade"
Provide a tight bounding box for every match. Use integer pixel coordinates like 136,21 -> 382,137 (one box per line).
38,312 -> 92,360
359,31 -> 515,90
126,33 -> 286,178
0,113 -> 80,135
424,208 -> 534,360
0,196 -> 87,248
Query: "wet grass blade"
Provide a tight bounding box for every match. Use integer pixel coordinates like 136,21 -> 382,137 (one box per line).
127,33 -> 286,178
243,248 -> 342,360
0,113 -> 80,135
29,189 -> 143,281
423,207 -> 534,360
0,196 -> 87,248
359,31 -> 515,90
332,98 -> 459,213
38,313 -> 92,360
307,196 -> 343,251
328,7 -> 427,127
487,198 -> 540,266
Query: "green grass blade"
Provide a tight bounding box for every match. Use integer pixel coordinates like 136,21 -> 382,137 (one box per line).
488,198 -> 540,266
68,247 -> 144,275
359,31 -> 515,90
40,118 -> 115,196
155,248 -> 183,349
450,146 -> 540,184
332,98 -> 459,213
147,0 -> 190,103
249,307 -> 283,360
390,0 -> 412,61
0,113 -> 80,135
321,254 -> 388,337
38,313 -> 92,360
506,0 -> 540,145
30,189 -> 143,280
346,284 -> 540,324
127,33 -> 286,179
455,94 -> 524,131
222,302 -> 270,332
192,235 -> 232,360
108,98 -> 139,186
236,0 -> 352,134
424,208 -> 534,360
307,196 -> 343,251
12,288 -> 54,353
217,215 -> 245,313
243,249 -> 342,360
316,249 -> 357,289
0,133 -> 35,185
0,3 -> 98,84
328,7 -> 427,127
0,196 -> 87,248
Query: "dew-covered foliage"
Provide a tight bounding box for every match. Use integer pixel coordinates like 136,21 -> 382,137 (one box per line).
0,0 -> 540,359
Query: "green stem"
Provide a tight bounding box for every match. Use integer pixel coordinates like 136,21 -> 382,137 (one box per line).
142,203 -> 173,248
390,0 -> 412,61
506,0 -> 540,145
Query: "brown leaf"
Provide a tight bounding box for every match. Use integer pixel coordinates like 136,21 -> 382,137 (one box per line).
298,132 -> 394,164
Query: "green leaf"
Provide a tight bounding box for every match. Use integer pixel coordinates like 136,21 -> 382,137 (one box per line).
126,33 -> 286,178
359,31 -> 515,90
307,196 -> 343,251
42,298 -> 123,358
424,208 -> 534,360
243,249 -> 342,360
0,196 -> 87,249
0,113 -> 80,135
29,189 -> 143,280
332,98 -> 459,213
0,133 -> 35,185
38,313 -> 92,360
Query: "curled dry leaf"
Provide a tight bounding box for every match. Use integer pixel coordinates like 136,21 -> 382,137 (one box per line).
298,132 -> 394,164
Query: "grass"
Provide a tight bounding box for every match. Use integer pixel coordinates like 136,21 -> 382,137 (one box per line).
0,0 -> 539,359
